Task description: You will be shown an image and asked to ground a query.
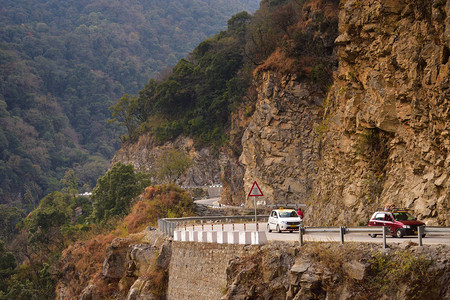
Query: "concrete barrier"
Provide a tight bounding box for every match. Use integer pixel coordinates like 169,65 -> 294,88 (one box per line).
207,231 -> 218,243
227,232 -> 240,244
181,230 -> 190,242
217,232 -> 228,244
173,230 -> 266,245
174,230 -> 181,241
251,231 -> 267,245
197,231 -> 208,243
189,230 -> 198,242
239,232 -> 252,245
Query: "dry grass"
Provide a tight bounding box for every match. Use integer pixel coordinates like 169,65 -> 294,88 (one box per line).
142,267 -> 168,297
120,200 -> 154,234
254,48 -> 298,75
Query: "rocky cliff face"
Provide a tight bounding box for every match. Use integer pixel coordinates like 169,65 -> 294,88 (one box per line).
221,242 -> 450,300
240,72 -> 324,205
112,134 -> 222,187
310,0 -> 450,226
240,0 -> 449,226
56,229 -> 171,300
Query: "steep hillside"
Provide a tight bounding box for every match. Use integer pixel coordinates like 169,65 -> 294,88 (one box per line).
113,0 -> 449,226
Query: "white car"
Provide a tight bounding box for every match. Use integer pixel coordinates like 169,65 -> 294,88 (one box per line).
267,209 -> 303,233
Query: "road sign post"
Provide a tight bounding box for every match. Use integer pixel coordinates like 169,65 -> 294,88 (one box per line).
248,181 -> 263,223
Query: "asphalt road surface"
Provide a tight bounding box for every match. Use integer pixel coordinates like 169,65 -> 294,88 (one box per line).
193,197 -> 220,206
184,223 -> 450,245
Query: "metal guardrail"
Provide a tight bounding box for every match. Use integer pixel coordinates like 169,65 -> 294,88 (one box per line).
300,226 -> 450,248
158,215 -> 269,237
158,217 -> 450,248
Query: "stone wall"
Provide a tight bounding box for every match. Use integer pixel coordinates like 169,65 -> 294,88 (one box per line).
167,242 -> 259,300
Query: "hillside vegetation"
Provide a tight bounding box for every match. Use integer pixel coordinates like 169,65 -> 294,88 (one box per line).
111,0 -> 338,148
0,0 -> 259,209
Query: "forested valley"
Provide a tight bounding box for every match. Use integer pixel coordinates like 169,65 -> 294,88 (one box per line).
0,0 -> 259,210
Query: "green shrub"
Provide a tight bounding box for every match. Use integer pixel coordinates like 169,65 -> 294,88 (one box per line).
368,250 -> 437,299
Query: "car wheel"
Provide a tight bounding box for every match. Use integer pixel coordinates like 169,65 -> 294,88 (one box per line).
267,224 -> 272,233
276,224 -> 281,233
369,234 -> 377,238
289,230 -> 293,233
395,228 -> 404,238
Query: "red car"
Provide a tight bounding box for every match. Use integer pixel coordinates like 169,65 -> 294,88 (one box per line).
368,209 -> 425,238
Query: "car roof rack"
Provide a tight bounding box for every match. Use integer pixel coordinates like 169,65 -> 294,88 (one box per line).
376,207 -> 410,212
266,203 -> 307,209
391,208 -> 409,212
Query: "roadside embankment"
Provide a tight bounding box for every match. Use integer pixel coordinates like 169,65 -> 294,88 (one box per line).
168,240 -> 450,300
57,228 -> 450,299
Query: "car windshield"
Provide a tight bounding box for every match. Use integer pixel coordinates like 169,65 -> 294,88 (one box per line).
392,211 -> 416,221
279,211 -> 297,218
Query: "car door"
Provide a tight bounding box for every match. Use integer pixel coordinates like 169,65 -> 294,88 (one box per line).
371,213 -> 385,226
383,213 -> 395,235
268,211 -> 277,230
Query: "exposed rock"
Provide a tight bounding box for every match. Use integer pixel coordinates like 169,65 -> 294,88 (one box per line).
126,279 -> 159,300
240,73 -> 324,206
342,260 -> 367,281
220,242 -> 450,300
112,135 -> 222,187
111,0 -> 449,226
79,284 -> 101,300
239,0 -> 449,226
102,238 -> 133,279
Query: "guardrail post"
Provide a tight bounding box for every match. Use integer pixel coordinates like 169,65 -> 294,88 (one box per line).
383,226 -> 388,249
340,226 -> 345,244
299,227 -> 304,246
418,226 -> 424,246
169,222 -> 175,237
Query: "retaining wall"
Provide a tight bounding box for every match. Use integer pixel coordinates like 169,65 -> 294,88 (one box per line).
167,242 -> 260,299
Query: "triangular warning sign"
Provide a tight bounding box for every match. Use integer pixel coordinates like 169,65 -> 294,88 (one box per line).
248,181 -> 263,197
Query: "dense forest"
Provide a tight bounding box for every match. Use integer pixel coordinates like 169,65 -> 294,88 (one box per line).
0,0 -> 259,210
111,0 -> 337,148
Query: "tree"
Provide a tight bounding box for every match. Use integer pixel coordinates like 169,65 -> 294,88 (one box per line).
21,192 -> 73,250
90,163 -> 150,223
0,205 -> 24,243
0,240 -> 16,293
60,169 -> 78,196
108,94 -> 139,139
154,149 -> 192,184
227,11 -> 252,38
